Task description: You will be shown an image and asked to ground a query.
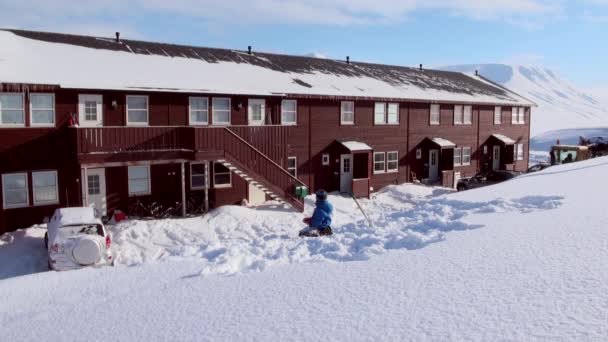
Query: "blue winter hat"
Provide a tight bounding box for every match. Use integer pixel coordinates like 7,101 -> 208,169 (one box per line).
315,189 -> 328,201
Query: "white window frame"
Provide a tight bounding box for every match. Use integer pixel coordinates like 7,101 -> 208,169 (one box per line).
494,106 -> 502,125
30,93 -> 55,127
387,103 -> 399,125
322,154 -> 330,166
212,97 -> 231,126
0,93 -> 25,127
213,162 -> 232,188
190,162 -> 208,190
515,144 -> 525,161
463,105 -> 472,125
189,97 -> 209,126
453,147 -> 462,166
128,165 -> 151,196
462,147 -> 471,166
386,151 -> 399,173
373,152 -> 386,174
248,99 -> 265,126
126,95 -> 149,126
454,105 -> 463,125
430,104 -> 440,125
374,102 -> 386,125
281,100 -> 297,126
2,172 -> 29,209
340,101 -> 355,125
32,170 -> 59,206
287,157 -> 297,177
518,107 -> 526,124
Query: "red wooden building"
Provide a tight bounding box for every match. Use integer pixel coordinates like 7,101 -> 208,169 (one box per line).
0,29 -> 534,233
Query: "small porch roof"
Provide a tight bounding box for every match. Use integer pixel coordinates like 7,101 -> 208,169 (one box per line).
492,134 -> 516,145
431,137 -> 456,149
339,140 -> 373,152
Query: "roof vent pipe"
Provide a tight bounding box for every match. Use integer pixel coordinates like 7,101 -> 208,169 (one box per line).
248,46 -> 252,55
115,32 -> 120,43
419,64 -> 423,71
346,56 -> 350,64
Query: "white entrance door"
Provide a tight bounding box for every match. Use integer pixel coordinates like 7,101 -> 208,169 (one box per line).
429,149 -> 439,181
493,145 -> 501,170
86,168 -> 107,217
247,99 -> 265,126
78,95 -> 103,127
340,154 -> 353,193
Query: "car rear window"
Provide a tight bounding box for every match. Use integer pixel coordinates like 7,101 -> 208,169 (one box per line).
60,224 -> 104,237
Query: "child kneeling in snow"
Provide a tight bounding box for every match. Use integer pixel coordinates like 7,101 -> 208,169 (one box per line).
299,190 -> 334,237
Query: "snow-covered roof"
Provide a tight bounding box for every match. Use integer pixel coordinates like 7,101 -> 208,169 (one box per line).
340,141 -> 373,152
0,29 -> 534,106
431,138 -> 457,148
53,207 -> 100,226
492,134 -> 516,145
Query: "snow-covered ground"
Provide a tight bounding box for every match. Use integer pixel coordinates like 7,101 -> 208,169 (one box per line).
2,157 -> 608,341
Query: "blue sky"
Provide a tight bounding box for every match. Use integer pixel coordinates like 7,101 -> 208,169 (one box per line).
1,0 -> 607,89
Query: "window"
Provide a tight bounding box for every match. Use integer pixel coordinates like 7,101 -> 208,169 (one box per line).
322,154 -> 330,166
454,105 -> 463,125
416,149 -> 422,159
463,105 -> 472,124
0,94 -> 25,126
374,102 -> 386,125
88,175 -> 100,195
126,95 -> 149,126
287,157 -> 297,177
430,104 -> 440,125
494,106 -> 502,124
30,94 -> 55,126
190,163 -> 208,190
462,147 -> 471,166
213,162 -> 232,188
512,107 -> 525,124
341,101 -> 354,125
2,173 -> 28,208
514,144 -> 524,161
248,99 -> 265,125
85,101 -> 98,121
387,152 -> 399,172
387,103 -> 399,124
373,152 -> 385,174
212,98 -> 231,125
32,171 -> 58,205
281,100 -> 297,125
454,147 -> 462,166
189,97 -> 209,125
128,165 -> 151,196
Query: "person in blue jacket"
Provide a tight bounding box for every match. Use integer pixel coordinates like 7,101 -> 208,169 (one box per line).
300,190 -> 334,237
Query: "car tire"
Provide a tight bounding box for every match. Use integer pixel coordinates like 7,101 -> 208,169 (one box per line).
44,232 -> 48,249
457,185 -> 466,192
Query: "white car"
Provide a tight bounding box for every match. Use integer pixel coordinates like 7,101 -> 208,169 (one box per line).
45,207 -> 114,271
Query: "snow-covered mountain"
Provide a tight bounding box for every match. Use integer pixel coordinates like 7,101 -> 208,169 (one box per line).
442,64 -> 608,137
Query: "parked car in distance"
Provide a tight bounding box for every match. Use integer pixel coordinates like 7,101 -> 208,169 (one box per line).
526,163 -> 551,173
457,170 -> 519,191
45,207 -> 114,271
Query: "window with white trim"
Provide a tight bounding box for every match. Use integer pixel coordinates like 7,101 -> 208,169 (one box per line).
463,105 -> 472,124
374,102 -> 386,125
462,147 -> 471,165
322,154 -> 330,166
373,152 -> 385,173
518,107 -> 525,124
341,101 -> 354,125
453,147 -> 462,166
212,98 -> 231,125
287,157 -> 297,177
85,101 -> 98,121
494,106 -> 502,124
32,171 -> 58,205
30,94 -> 55,126
514,144 -> 524,161
454,105 -> 463,125
189,97 -> 209,125
387,103 -> 399,124
386,151 -> 399,172
248,99 -> 265,125
0,94 -> 25,126
213,162 -> 232,188
281,100 -> 297,125
190,162 -> 208,190
2,173 -> 28,208
430,104 -> 440,125
88,175 -> 100,195
126,95 -> 149,126
128,165 -> 151,196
